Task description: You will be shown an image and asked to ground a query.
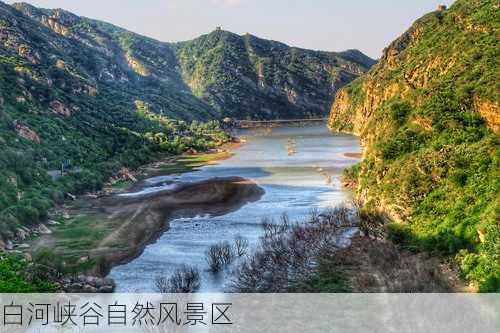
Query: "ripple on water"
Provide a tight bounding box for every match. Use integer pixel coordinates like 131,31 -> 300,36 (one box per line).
110,125 -> 362,292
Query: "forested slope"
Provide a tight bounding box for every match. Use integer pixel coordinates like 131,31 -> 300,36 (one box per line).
329,0 -> 499,291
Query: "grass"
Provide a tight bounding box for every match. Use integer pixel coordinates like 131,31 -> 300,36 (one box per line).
158,151 -> 231,174
27,150 -> 233,275
111,179 -> 132,190
32,213 -> 114,273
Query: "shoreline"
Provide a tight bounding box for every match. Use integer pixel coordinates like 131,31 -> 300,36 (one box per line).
29,175 -> 265,292
94,176 -> 265,277
25,139 -> 263,291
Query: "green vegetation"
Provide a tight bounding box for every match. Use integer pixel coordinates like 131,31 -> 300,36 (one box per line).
330,0 -> 499,291
175,30 -> 375,119
0,3 -> 232,250
292,260 -> 352,293
0,254 -> 58,292
0,93 -> 229,242
157,152 -> 232,174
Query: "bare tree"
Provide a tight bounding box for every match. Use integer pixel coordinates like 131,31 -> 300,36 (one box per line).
232,205 -> 359,292
220,241 -> 234,265
234,235 -> 249,257
155,265 -> 200,293
309,207 -> 320,224
206,241 -> 234,272
206,244 -> 223,273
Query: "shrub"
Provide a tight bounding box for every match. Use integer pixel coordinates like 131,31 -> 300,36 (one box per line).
0,254 -> 58,292
206,241 -> 234,273
233,235 -> 249,257
233,207 -> 355,292
155,265 -> 200,293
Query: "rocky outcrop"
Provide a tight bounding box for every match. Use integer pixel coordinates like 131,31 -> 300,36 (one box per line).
61,275 -> 115,293
50,100 -> 72,117
125,51 -> 150,77
329,1 -> 498,139
474,97 -> 500,133
14,122 -> 40,143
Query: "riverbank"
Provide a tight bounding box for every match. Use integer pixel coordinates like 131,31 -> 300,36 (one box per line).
232,204 -> 466,293
29,175 -> 264,290
19,141 -> 262,287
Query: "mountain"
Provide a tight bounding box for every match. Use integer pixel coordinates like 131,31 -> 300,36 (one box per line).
328,0 -> 499,291
0,1 -> 373,244
0,0 -> 374,289
5,2 -> 216,121
175,30 -> 375,119
5,2 -> 374,122
0,1 -> 234,245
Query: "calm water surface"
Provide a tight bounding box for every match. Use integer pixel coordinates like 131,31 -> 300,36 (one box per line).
110,124 -> 361,292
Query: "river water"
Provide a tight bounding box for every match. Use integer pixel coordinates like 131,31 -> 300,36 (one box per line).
110,124 -> 361,292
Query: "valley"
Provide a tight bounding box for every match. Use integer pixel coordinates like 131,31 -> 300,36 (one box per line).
0,0 -> 498,294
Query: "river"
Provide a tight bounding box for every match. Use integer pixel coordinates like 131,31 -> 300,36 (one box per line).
110,124 -> 361,292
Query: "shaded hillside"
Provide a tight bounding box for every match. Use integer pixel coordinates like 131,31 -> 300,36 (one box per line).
176,30 -> 375,119
329,0 -> 499,291
9,2 -> 374,122
9,2 -> 216,120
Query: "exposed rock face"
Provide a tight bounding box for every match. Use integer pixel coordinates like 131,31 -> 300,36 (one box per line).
14,122 -> 40,143
17,43 -> 41,64
50,100 -> 72,117
474,97 -> 500,133
125,51 -> 150,77
328,0 -> 499,291
38,224 -> 52,235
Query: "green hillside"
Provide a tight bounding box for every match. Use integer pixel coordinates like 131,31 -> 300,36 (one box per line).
0,0 -> 373,244
0,1 -> 228,243
329,0 -> 499,291
176,29 -> 375,119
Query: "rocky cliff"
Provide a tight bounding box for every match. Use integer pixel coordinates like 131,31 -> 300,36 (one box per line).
328,0 -> 499,291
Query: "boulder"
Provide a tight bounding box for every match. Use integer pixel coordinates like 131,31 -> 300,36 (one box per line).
85,276 -> 97,285
14,122 -> 40,143
16,228 -> 28,240
77,256 -> 89,264
82,285 -> 98,293
65,193 -> 76,201
67,283 -> 83,292
118,168 -> 137,182
38,224 -> 52,235
98,285 -> 114,293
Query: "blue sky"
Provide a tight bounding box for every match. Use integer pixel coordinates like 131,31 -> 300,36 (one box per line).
5,0 -> 455,58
